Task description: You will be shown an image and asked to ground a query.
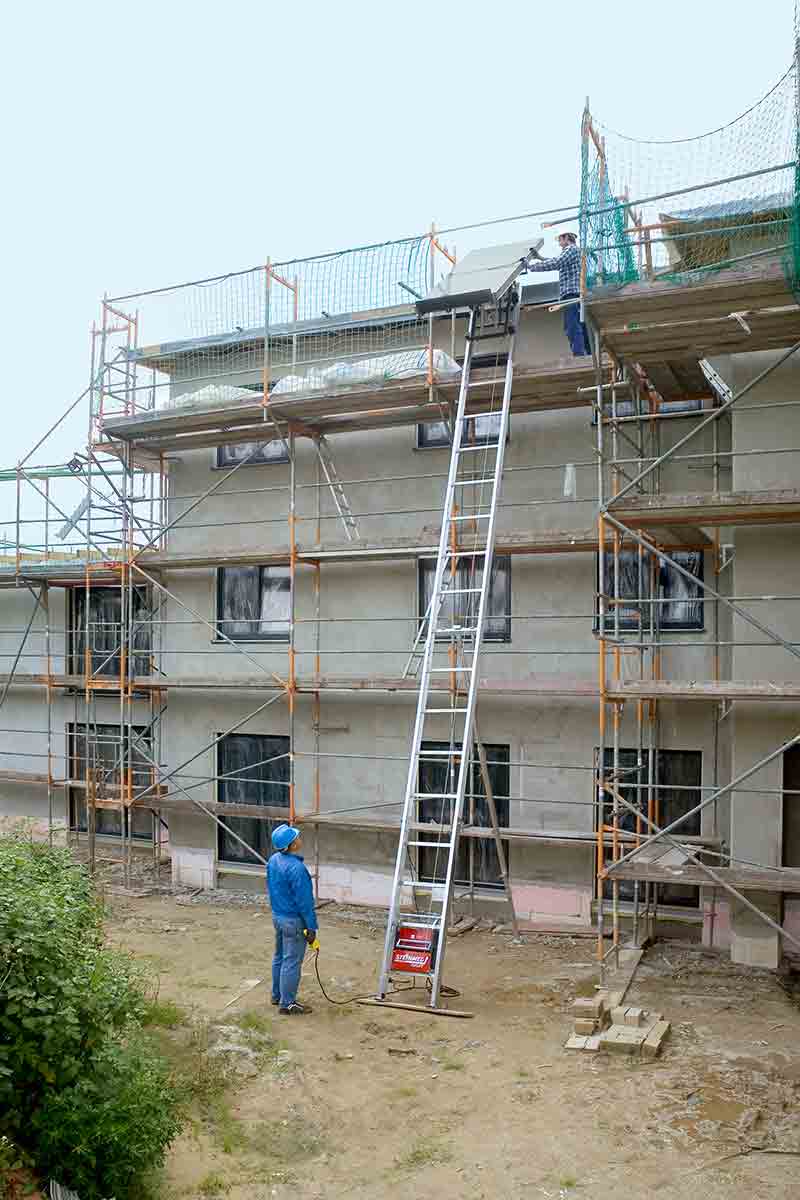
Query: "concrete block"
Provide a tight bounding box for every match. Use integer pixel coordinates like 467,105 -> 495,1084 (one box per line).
617,1028 -> 647,1046
564,1034 -> 588,1051
624,1007 -> 643,1027
601,1032 -> 636,1055
584,1034 -> 601,1052
611,1006 -> 628,1025
730,895 -> 780,971
642,1020 -> 671,1060
571,994 -> 604,1018
171,845 -> 215,890
574,1018 -> 597,1036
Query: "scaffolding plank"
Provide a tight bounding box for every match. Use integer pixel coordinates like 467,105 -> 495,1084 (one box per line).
587,256 -> 793,326
608,680 -> 800,702
610,488 -> 800,529
605,859 -> 800,893
98,361 -> 596,453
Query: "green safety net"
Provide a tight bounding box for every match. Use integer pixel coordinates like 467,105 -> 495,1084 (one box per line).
271,236 -> 435,323
580,58 -> 798,293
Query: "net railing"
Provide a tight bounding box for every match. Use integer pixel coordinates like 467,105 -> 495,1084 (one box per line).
97,235 -> 458,418
580,63 -> 798,291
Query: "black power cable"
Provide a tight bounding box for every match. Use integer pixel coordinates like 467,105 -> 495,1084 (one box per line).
309,948 -> 459,1005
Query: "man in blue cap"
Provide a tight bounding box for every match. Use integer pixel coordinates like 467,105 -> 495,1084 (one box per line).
267,823 -> 318,1015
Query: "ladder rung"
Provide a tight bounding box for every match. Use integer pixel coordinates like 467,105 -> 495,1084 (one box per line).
434,627 -> 478,637
466,379 -> 506,387
403,880 -> 447,893
412,791 -> 457,799
449,513 -> 491,522
457,443 -> 498,453
418,750 -> 463,758
452,478 -> 495,487
406,840 -> 450,849
434,587 -> 482,595
425,707 -> 468,714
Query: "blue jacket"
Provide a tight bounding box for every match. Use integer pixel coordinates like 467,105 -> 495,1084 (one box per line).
267,850 -> 317,932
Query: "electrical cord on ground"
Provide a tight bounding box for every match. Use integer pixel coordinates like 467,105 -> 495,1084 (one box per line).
309,948 -> 458,1005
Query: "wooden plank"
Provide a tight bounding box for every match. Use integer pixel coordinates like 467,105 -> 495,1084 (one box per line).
301,814 -> 718,848
601,306 -> 800,361
134,525 -> 708,571
605,860 -> 800,893
356,997 -> 474,1019
612,488 -> 800,529
587,257 -> 792,325
609,680 -> 800,702
99,361 -> 597,452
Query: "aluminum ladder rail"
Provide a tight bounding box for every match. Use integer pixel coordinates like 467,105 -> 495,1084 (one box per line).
314,433 -> 359,541
377,292 -> 519,1008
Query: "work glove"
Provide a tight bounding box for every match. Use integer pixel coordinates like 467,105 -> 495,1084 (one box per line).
304,929 -> 320,951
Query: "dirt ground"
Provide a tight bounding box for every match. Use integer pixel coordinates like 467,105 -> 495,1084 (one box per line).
106,889 -> 800,1200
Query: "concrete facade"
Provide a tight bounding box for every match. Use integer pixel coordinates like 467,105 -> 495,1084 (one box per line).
1,298 -> 799,963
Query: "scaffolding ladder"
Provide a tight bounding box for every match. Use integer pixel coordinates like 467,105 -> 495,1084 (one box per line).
377,283 -> 522,1010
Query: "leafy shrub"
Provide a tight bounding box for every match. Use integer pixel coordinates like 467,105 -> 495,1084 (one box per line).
31,1034 -> 181,1200
0,837 -> 181,1198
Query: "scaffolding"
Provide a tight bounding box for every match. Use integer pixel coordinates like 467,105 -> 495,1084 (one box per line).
0,68 -> 800,983
582,51 -> 800,975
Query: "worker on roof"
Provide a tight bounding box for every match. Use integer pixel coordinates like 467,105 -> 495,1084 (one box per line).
267,823 -> 318,1015
526,232 -> 591,358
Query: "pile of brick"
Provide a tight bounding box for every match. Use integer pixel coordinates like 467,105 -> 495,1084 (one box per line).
565,994 -> 670,1058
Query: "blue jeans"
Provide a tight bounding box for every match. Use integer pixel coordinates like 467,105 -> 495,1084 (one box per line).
272,914 -> 307,1007
562,293 -> 590,357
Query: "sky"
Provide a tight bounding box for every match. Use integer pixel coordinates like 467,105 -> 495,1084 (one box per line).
0,0 -> 795,470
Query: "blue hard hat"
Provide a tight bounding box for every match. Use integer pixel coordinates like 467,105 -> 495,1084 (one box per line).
271,823 -> 300,851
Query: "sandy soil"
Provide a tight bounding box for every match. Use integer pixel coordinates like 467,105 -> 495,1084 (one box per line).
106,891 -> 800,1200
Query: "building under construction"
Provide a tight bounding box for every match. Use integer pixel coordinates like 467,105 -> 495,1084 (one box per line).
3,73 -> 800,984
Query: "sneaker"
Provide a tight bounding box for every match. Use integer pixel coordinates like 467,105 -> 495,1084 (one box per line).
270,996 -> 280,1006
278,1001 -> 312,1015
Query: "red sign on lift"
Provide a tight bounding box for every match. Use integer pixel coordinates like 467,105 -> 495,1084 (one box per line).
390,924 -> 439,974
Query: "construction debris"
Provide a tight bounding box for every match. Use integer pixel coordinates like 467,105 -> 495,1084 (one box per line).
565,996 -> 671,1058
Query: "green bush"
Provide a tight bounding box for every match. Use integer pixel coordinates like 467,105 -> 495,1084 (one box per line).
0,837 -> 181,1198
31,1034 -> 181,1200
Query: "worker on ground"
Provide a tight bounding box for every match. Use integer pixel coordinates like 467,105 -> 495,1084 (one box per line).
526,232 -> 591,358
267,823 -> 318,1015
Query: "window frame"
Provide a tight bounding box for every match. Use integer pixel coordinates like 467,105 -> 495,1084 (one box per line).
596,549 -> 704,633
67,721 -> 154,842
68,584 -> 152,680
418,554 -> 511,644
417,741 -> 510,891
214,439 -> 289,469
216,732 -> 290,866
595,746 -> 702,907
416,411 -> 508,450
216,565 -> 291,643
212,383 -> 289,469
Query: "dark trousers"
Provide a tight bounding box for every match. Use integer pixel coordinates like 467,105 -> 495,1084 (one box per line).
562,292 -> 590,357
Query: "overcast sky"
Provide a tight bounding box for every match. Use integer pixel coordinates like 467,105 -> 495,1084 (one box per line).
0,0 -> 794,468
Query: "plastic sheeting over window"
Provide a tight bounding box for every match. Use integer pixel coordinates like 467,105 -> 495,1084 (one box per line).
419,556 -> 510,643
598,747 -> 701,907
417,410 -> 503,449
217,566 -> 290,641
600,549 -> 703,631
72,587 -> 151,678
217,733 -> 290,865
216,438 -> 288,468
69,722 -> 153,840
418,742 -> 510,889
